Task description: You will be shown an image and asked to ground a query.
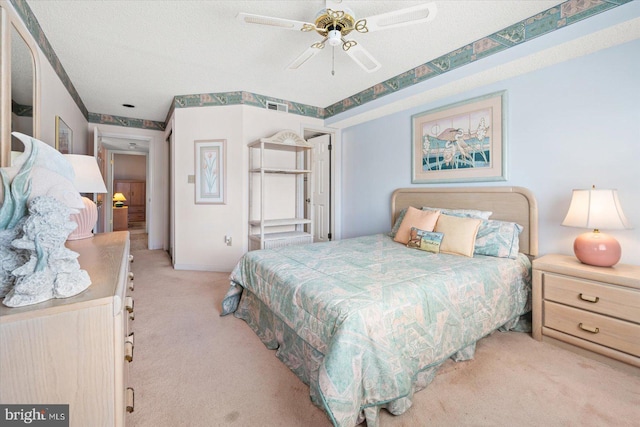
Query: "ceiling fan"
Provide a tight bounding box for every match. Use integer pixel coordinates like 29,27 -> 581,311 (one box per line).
237,1 -> 437,74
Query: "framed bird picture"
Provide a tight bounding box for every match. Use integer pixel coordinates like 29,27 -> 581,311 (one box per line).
411,91 -> 506,183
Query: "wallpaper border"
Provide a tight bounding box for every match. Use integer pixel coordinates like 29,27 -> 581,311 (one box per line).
8,0 -> 633,131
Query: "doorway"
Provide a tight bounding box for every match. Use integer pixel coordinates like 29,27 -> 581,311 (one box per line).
95,131 -> 152,249
304,128 -> 336,242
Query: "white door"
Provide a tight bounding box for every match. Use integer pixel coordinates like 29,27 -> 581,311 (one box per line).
308,134 -> 331,242
92,127 -> 107,233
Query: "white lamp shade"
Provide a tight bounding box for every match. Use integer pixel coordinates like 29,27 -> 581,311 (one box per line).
562,188 -> 631,230
63,154 -> 107,193
63,155 -> 107,240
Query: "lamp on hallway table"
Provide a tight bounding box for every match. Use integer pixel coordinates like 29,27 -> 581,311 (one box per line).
113,192 -> 127,208
561,185 -> 632,267
64,154 -> 108,240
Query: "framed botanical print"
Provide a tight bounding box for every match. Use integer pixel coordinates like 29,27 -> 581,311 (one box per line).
195,139 -> 226,204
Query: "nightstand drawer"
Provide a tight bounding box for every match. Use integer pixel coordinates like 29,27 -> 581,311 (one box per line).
543,273 -> 640,323
544,301 -> 640,357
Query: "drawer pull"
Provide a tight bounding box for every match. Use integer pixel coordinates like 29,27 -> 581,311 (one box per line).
129,255 -> 134,263
129,312 -> 135,321
578,323 -> 599,334
125,340 -> 134,362
129,281 -> 134,292
125,296 -> 134,313
126,387 -> 135,413
579,293 -> 599,303
129,272 -> 134,281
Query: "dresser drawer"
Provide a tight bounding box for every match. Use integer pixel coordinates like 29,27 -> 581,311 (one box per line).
544,301 -> 640,357
543,273 -> 640,323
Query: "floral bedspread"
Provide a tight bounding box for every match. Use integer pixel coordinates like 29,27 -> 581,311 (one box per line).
221,234 -> 531,427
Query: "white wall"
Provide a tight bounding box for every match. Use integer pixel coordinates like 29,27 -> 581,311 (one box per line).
339,38 -> 640,265
172,105 -> 323,271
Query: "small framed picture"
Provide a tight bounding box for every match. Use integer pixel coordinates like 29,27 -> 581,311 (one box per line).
195,139 -> 226,204
55,116 -> 73,154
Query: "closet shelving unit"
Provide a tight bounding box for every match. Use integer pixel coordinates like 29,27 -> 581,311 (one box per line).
248,130 -> 313,251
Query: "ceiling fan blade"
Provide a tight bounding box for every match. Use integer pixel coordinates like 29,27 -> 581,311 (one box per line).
287,44 -> 323,70
344,42 -> 381,73
237,12 -> 316,32
357,2 -> 437,32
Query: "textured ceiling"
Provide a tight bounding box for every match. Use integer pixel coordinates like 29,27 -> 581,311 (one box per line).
25,0 -> 566,123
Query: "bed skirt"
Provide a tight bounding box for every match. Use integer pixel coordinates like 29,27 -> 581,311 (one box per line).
225,286 -> 530,427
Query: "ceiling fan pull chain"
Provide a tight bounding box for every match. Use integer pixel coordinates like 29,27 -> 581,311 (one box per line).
332,46 -> 335,76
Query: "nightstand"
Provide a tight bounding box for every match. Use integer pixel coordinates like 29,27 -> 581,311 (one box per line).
532,254 -> 640,368
114,206 -> 129,231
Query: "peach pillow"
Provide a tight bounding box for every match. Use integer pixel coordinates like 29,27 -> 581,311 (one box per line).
434,214 -> 482,257
393,206 -> 441,244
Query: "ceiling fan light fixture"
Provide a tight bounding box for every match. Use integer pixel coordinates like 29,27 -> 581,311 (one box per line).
328,29 -> 342,46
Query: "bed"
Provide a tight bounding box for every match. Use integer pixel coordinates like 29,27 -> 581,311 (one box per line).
222,186 -> 538,427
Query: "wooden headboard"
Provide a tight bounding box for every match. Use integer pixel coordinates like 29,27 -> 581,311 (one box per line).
391,187 -> 538,257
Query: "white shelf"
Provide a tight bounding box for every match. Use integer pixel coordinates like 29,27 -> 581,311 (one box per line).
249,168 -> 311,174
249,218 -> 312,227
249,230 -> 311,241
248,130 -> 314,251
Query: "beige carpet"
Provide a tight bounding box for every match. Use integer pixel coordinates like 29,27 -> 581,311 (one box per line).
128,249 -> 640,427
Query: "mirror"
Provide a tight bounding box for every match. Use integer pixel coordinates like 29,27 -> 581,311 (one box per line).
10,24 -> 34,153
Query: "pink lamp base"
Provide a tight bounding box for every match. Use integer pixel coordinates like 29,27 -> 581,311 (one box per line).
573,231 -> 621,267
68,197 -> 98,240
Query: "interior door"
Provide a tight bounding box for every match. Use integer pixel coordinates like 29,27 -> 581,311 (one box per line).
308,134 -> 331,242
92,127 -> 107,233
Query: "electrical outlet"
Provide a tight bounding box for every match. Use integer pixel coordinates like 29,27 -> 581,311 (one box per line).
225,235 -> 232,246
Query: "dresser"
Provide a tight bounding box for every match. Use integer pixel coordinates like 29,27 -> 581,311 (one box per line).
0,232 -> 135,426
114,180 -> 146,223
532,254 -> 640,368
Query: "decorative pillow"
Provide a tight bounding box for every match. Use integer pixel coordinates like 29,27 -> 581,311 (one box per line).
393,206 -> 441,244
389,208 -> 408,238
434,214 -> 482,257
407,227 -> 444,253
422,206 -> 492,220
474,220 -> 523,259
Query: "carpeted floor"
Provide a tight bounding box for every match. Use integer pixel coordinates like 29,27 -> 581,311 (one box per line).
127,249 -> 640,427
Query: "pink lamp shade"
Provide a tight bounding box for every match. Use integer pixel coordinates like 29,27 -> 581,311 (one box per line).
63,155 -> 108,240
562,186 -> 632,267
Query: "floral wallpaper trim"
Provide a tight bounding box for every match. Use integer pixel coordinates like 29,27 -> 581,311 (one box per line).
88,113 -> 166,131
172,91 -> 326,119
8,0 -> 632,129
323,0 -> 633,118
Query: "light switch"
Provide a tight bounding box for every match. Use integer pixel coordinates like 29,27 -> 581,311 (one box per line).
188,174 -> 195,183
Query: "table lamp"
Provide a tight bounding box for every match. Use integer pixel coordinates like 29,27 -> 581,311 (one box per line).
113,192 -> 127,208
64,154 -> 108,240
561,185 -> 632,267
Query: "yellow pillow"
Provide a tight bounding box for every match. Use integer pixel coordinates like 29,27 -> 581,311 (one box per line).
434,214 -> 482,257
393,206 -> 441,244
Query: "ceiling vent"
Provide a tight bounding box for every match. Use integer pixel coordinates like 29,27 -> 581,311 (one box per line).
266,101 -> 288,113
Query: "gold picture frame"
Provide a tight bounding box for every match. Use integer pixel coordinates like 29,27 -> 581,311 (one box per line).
55,116 -> 73,154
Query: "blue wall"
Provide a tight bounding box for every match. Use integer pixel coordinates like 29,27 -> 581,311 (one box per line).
339,38 -> 640,264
